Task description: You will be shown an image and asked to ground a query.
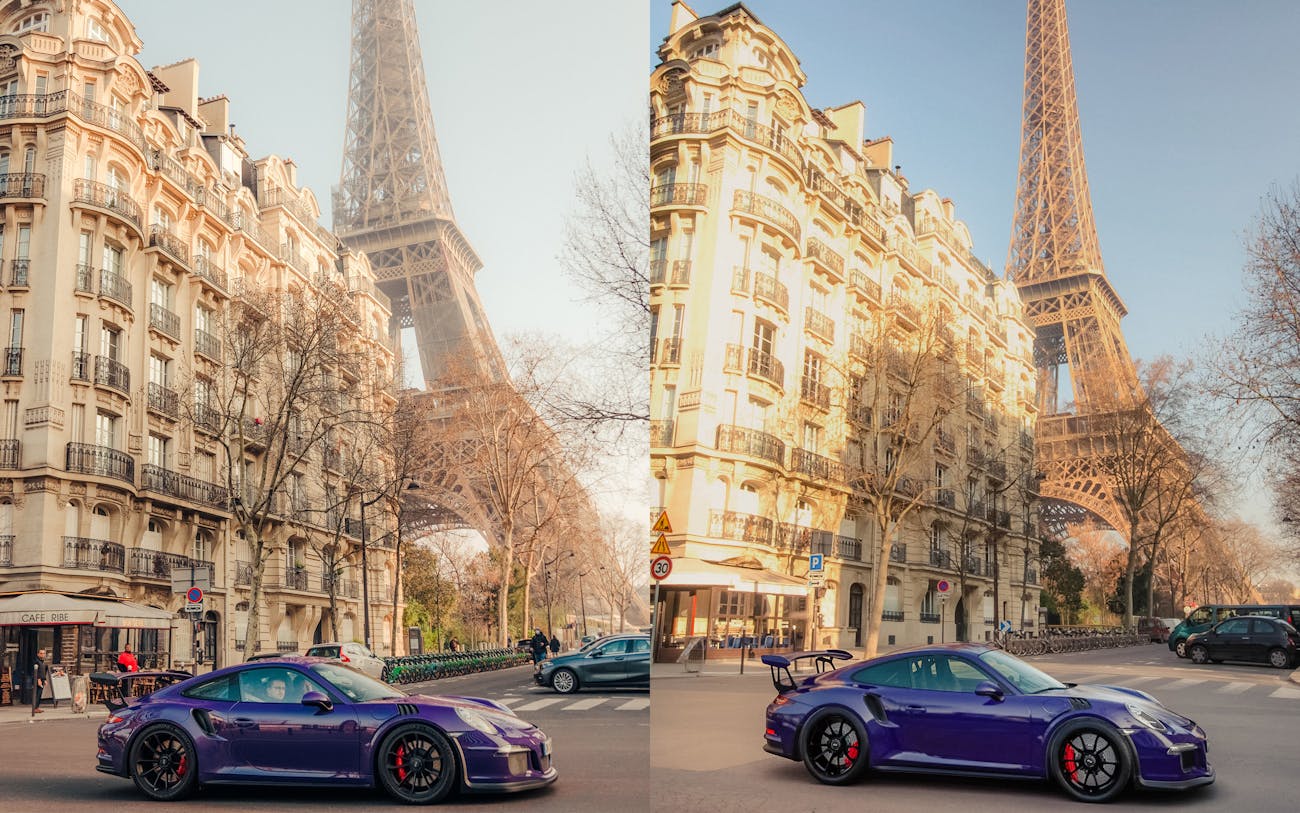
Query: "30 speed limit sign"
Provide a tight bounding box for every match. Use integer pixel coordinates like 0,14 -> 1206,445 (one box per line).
651,555 -> 673,581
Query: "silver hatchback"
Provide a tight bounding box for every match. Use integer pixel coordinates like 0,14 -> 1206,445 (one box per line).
305,641 -> 387,680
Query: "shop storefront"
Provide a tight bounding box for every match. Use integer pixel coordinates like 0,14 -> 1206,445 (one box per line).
0,592 -> 178,705
653,558 -> 812,663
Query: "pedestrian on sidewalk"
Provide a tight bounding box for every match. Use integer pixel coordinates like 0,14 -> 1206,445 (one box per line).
117,645 -> 139,672
549,633 -> 560,656
30,649 -> 48,716
530,628 -> 548,670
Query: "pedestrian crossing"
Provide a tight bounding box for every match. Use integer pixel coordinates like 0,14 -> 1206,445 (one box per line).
497,692 -> 650,714
1056,669 -> 1300,701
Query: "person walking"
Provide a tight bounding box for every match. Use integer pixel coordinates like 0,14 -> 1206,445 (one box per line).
530,628 -> 548,670
117,644 -> 139,673
30,649 -> 48,716
549,633 -> 560,656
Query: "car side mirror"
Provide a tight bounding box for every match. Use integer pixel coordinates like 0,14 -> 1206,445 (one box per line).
590,650 -> 604,658
975,681 -> 1003,702
301,691 -> 333,712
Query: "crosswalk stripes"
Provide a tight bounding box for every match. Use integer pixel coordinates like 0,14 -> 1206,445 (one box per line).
1161,678 -> 1207,690
1268,686 -> 1300,699
514,698 -> 566,712
561,698 -> 607,711
1112,675 -> 1161,686
1215,681 -> 1254,695
492,695 -> 653,713
1048,671 -> 1299,701
617,698 -> 651,711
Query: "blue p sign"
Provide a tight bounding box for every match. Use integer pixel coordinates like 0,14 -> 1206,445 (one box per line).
809,554 -> 824,572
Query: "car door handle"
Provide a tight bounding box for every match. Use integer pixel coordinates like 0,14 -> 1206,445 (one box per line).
905,705 -> 927,713
233,717 -> 257,728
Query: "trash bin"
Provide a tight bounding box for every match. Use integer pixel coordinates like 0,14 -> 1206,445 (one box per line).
72,674 -> 88,714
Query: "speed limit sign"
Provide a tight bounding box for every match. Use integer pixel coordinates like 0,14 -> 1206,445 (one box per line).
651,555 -> 673,581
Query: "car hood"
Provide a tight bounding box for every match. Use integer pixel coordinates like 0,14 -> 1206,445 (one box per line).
543,652 -> 591,667
1040,683 -> 1195,726
379,693 -> 515,716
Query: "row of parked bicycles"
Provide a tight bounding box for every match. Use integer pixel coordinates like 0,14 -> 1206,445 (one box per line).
997,626 -> 1146,656
380,648 -> 533,684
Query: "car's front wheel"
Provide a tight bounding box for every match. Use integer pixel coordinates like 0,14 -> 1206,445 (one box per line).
129,723 -> 198,801
376,723 -> 458,804
1268,648 -> 1292,669
1175,639 -> 1188,658
551,668 -> 579,694
1048,721 -> 1132,803
1189,645 -> 1211,665
801,709 -> 869,785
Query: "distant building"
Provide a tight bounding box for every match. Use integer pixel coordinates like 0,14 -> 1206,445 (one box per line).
0,0 -> 398,693
650,2 -> 1042,659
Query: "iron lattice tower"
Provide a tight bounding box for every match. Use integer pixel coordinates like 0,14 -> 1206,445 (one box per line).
1008,0 -> 1144,533
335,0 -> 505,386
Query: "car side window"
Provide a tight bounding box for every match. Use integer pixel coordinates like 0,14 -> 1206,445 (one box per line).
183,673 -> 238,701
630,639 -> 651,654
239,667 -> 328,704
597,640 -> 631,656
851,658 -> 911,688
1219,619 -> 1250,635
1249,619 -> 1274,635
947,658 -> 990,692
1187,608 -> 1212,625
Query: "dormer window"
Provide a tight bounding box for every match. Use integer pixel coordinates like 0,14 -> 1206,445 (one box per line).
13,12 -> 49,33
689,41 -> 719,60
86,18 -> 110,43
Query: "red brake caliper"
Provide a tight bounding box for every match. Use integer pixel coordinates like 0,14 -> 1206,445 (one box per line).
176,751 -> 186,778
1064,742 -> 1078,783
396,744 -> 407,781
846,741 -> 859,764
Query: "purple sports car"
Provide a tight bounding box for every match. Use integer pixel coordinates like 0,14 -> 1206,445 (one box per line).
93,657 -> 555,804
761,643 -> 1213,803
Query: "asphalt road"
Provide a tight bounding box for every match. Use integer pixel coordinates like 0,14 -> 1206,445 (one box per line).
651,643 -> 1298,813
0,664 -> 647,812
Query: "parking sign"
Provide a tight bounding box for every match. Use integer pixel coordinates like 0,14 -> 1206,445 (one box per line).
809,554 -> 824,573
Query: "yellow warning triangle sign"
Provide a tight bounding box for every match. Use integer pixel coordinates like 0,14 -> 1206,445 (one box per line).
650,534 -> 672,556
651,511 -> 673,534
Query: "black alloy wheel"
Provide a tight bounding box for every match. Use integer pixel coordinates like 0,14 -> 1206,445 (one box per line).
801,710 -> 869,785
1049,723 -> 1132,803
1189,645 -> 1211,665
129,724 -> 198,801
377,723 -> 458,804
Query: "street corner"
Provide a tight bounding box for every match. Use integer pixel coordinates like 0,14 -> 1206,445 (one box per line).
1289,668 -> 1300,686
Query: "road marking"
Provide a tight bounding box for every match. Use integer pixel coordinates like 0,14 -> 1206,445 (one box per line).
513,698 -> 566,711
1070,673 -> 1118,685
1268,686 -> 1300,699
1113,676 -> 1161,686
1160,678 -> 1207,690
617,698 -> 650,711
1215,682 -> 1254,695
561,698 -> 607,711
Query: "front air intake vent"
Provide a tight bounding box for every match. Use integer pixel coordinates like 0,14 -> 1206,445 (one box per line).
1067,697 -> 1091,710
396,703 -> 419,716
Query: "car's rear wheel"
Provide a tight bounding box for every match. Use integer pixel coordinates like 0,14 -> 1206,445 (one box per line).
1189,645 -> 1210,665
1048,721 -> 1132,803
1175,639 -> 1188,658
377,723 -> 457,804
129,723 -> 198,801
801,709 -> 869,785
1268,648 -> 1292,669
551,668 -> 579,694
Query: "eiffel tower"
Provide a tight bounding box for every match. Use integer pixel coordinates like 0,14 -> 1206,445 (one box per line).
1007,0 -> 1145,534
334,0 -> 505,387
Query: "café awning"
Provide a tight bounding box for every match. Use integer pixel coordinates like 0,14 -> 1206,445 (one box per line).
658,557 -> 810,597
0,591 -> 178,629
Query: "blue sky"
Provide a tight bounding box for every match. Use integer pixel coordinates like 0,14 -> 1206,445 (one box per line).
652,0 -> 1300,368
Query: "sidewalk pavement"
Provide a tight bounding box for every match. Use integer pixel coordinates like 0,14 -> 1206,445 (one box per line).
0,699 -> 107,726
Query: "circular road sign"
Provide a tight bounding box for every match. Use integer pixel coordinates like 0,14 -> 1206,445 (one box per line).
186,586 -> 204,604
936,579 -> 951,594
651,556 -> 673,581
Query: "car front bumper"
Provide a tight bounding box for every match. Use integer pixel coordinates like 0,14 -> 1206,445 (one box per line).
452,727 -> 556,793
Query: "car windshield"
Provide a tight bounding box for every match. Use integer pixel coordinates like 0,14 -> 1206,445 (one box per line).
578,638 -> 605,653
978,649 -> 1067,694
311,662 -> 404,702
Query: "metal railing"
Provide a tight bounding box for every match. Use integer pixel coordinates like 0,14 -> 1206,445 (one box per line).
805,237 -> 844,276
650,183 -> 708,207
0,439 -> 17,469
63,537 -> 125,572
0,535 -> 11,566
716,424 -> 785,466
890,544 -> 907,563
790,447 -> 844,481
148,303 -> 180,339
751,271 -> 789,312
66,442 -> 134,484
803,307 -> 835,342
192,256 -> 228,290
94,356 -> 130,394
129,549 -> 213,581
2,347 -> 21,376
746,348 -> 784,388
732,189 -> 800,240
194,328 -> 221,360
146,383 -> 178,418
650,419 -> 675,447
8,258 -> 28,287
99,269 -> 133,309
0,172 -> 44,198
73,179 -> 141,227
708,510 -> 774,545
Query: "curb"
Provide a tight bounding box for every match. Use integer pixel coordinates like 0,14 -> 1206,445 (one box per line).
1290,669 -> 1300,686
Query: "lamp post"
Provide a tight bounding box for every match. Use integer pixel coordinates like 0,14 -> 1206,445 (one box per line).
389,481 -> 421,657
355,486 -> 387,652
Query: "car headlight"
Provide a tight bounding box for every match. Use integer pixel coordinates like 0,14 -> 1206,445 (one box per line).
1127,704 -> 1172,734
456,707 -> 502,736
538,660 -> 552,670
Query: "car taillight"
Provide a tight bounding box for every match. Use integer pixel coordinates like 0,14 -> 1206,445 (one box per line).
340,652 -> 350,662
772,695 -> 791,706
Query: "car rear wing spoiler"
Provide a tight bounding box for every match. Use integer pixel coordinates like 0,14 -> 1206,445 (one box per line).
759,649 -> 853,693
89,670 -> 192,712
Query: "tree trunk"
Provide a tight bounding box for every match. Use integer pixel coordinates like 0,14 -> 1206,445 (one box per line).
863,520 -> 895,659
243,535 -> 267,655
389,529 -> 402,657
1124,521 -> 1140,627
496,525 -> 514,647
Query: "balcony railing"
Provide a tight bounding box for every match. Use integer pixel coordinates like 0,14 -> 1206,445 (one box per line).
2,347 -> 21,376
650,111 -> 712,138
650,419 -> 675,447
66,442 -> 134,484
94,356 -> 130,395
70,351 -> 91,381
716,424 -> 785,466
668,259 -> 691,285
655,338 -> 681,366
148,303 -> 180,339
235,561 -> 252,586
73,179 -> 141,227
63,537 -> 125,573
75,263 -> 95,294
129,549 -> 213,581
191,255 -> 229,290
8,258 -> 28,287
194,404 -> 221,435
708,510 -> 774,545
0,439 -> 17,469
0,534 -> 11,566
0,171 -> 44,198
799,376 -> 830,410
889,544 -> 907,563
779,525 -> 832,554
882,610 -> 905,622
920,612 -> 941,624
723,343 -> 744,373
323,575 -> 360,598
803,307 -> 835,342
805,237 -> 844,277
849,270 -> 882,302
746,348 -> 784,389
146,382 -> 178,418
650,183 -> 708,207
99,268 -> 133,309
963,556 -> 983,576
732,189 -> 800,241
148,225 -> 189,266
194,328 -> 221,360
933,488 -> 956,509
711,109 -> 803,167
929,549 -> 953,569
790,447 -> 844,482
849,333 -> 872,363
751,271 -> 789,312
278,569 -> 310,591
833,535 -> 862,560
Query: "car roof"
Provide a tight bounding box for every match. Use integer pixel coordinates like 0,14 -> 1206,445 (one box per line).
879,642 -> 997,658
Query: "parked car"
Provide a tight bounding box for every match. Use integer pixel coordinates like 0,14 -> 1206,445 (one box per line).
1185,615 -> 1299,669
1136,617 -> 1170,643
535,633 -> 650,693
92,658 -> 555,803
304,642 -> 386,680
246,651 -> 296,661
1169,604 -> 1300,657
761,644 -> 1213,803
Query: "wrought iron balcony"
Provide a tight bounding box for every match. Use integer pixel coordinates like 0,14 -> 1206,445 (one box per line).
8,258 -> 28,287
1025,568 -> 1039,585
963,555 -> 982,576
920,612 -> 941,624
323,574 -> 360,598
790,447 -> 844,482
278,569 -> 309,591
0,534 -> 11,567
732,189 -> 800,241
779,525 -> 832,554
143,466 -> 224,508
708,510 -> 775,545
650,112 -> 713,138
650,258 -> 667,286
746,348 -> 784,389
129,548 -> 213,581
0,172 -> 44,198
849,270 -> 882,302
148,225 -> 189,266
650,419 -> 675,447
94,356 -> 130,395
799,376 -> 830,410
751,271 -> 789,312
147,383 -> 178,418
803,307 -> 835,342
70,351 -> 90,381
849,333 -> 873,362
322,448 -> 341,471
711,109 -> 802,167
933,488 -> 956,509
882,610 -> 905,622
63,537 -> 125,573
75,263 -> 95,294
967,445 -> 986,467
2,347 -> 21,376
235,561 -> 252,586
344,517 -> 364,538
716,424 -> 785,466
833,535 -> 862,560
889,544 -> 907,563
99,268 -> 133,309
66,442 -> 134,484
990,460 -> 1008,480
667,260 -> 691,286
0,439 -> 17,469
929,549 -> 953,569
73,179 -> 141,227
935,429 -> 957,456
650,183 -> 708,207
847,400 -> 873,427
723,343 -> 744,373
655,338 -> 681,366
194,404 -> 221,435
805,237 -> 844,278
148,303 -> 180,339
194,328 -> 221,360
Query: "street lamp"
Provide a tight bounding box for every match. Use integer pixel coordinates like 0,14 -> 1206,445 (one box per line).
389,480 -> 421,656
354,486 -> 387,652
